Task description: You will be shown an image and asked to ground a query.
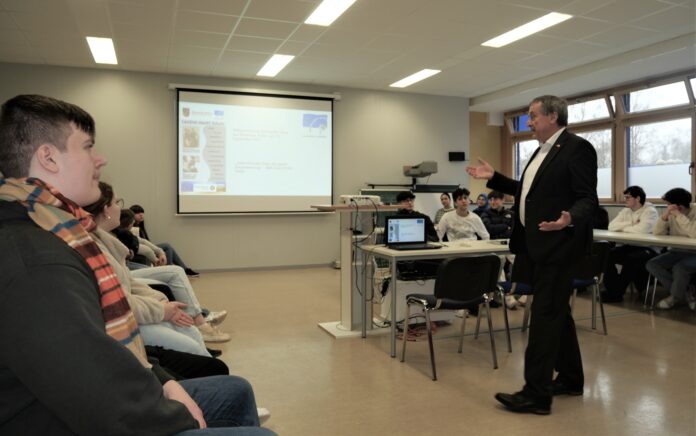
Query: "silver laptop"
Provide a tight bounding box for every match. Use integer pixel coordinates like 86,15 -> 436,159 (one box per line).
385,216 -> 441,251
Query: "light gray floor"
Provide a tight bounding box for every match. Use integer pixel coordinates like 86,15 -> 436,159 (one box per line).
195,267 -> 696,436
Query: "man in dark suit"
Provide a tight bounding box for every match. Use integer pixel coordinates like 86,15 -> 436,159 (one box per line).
467,95 -> 598,415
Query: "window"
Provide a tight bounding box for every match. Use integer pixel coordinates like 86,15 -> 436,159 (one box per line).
577,129 -> 612,198
627,118 -> 692,198
568,98 -> 610,123
513,114 -> 530,132
624,81 -> 689,113
514,139 -> 537,178
504,71 -> 695,202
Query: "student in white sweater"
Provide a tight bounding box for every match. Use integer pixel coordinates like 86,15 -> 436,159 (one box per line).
646,187 -> 696,310
436,188 -> 490,242
602,186 -> 659,302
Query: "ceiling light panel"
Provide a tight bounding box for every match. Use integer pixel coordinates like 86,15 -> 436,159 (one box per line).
86,37 -> 118,64
305,0 -> 357,26
257,54 -> 295,77
482,12 -> 573,48
390,69 -> 441,88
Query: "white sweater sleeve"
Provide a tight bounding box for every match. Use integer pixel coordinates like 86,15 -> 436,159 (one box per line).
622,206 -> 658,234
608,208 -> 630,232
472,214 -> 490,240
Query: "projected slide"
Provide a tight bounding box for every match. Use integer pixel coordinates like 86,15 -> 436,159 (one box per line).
177,90 -> 333,214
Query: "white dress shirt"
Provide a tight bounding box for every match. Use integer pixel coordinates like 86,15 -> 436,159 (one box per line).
518,127 -> 565,227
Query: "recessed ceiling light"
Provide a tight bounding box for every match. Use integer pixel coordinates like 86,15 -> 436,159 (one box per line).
390,69 -> 441,88
481,12 -> 573,48
257,54 -> 295,77
86,37 -> 118,64
305,0 -> 356,26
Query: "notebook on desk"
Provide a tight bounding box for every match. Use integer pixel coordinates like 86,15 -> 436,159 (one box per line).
385,216 -> 442,250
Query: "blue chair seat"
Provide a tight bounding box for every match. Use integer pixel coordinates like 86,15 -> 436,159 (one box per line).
572,278 -> 595,288
498,281 -> 533,295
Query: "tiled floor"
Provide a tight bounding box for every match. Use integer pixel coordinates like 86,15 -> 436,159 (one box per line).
194,267 -> 696,436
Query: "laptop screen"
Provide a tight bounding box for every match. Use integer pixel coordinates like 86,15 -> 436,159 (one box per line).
386,216 -> 426,244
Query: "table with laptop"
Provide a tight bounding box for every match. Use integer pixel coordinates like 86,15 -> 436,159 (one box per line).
359,215 -> 511,357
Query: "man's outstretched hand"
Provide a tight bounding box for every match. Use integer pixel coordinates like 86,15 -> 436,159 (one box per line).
538,211 -> 572,231
466,158 -> 494,180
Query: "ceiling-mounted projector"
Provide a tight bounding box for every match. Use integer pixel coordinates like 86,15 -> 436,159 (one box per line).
403,161 -> 438,178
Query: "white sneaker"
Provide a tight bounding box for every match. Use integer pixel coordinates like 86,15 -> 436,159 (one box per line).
656,295 -> 677,310
455,309 -> 467,318
205,310 -> 228,326
257,407 -> 271,425
505,295 -> 519,310
518,295 -> 528,306
197,322 -> 231,342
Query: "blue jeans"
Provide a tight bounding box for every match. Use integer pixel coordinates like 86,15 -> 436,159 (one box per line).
176,376 -> 276,436
159,242 -> 190,269
646,250 -> 696,301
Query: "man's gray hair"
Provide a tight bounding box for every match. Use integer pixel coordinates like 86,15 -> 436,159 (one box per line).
531,95 -> 568,127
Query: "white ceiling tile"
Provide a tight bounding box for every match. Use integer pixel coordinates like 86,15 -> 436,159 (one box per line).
226,35 -> 282,53
1,0 -> 70,14
116,38 -> 168,58
557,0 -> 619,16
0,11 -> 18,29
118,53 -> 168,70
176,10 -> 239,33
11,10 -> 78,32
0,27 -> 26,46
107,0 -> 173,27
288,24 -> 326,43
218,50 -> 269,68
112,22 -> 170,45
585,0 -> 674,24
166,60 -> 213,76
630,5 -> 696,31
235,18 -> 299,39
582,25 -> 660,46
315,28 -> 379,48
498,34 -> 569,53
503,0 -> 577,10
178,0 -> 247,16
245,0 -> 316,22
169,45 -> 222,64
68,0 -> 112,37
173,30 -> 230,49
541,40 -> 611,60
276,39 -> 311,56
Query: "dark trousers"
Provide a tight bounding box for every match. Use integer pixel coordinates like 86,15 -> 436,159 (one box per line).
512,252 -> 584,402
603,245 -> 657,296
146,346 -> 230,380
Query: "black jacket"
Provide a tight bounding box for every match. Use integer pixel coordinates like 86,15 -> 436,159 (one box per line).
0,201 -> 196,435
481,207 -> 515,239
487,129 -> 598,264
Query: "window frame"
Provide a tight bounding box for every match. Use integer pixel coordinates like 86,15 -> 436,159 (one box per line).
503,70 -> 696,203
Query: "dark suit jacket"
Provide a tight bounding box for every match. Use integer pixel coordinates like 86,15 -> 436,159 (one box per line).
487,129 -> 598,265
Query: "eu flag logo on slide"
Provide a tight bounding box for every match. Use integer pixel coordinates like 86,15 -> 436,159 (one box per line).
303,114 -> 327,129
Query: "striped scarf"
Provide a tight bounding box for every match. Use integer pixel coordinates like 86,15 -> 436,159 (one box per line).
0,177 -> 150,367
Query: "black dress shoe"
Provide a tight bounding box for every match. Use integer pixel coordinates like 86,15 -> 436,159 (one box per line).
551,379 -> 583,396
494,391 -> 551,415
185,268 -> 200,277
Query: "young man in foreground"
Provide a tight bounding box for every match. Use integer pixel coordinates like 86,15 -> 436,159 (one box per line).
0,94 -> 274,435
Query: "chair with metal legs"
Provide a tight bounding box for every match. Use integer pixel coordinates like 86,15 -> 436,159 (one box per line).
570,240 -> 612,335
498,281 -> 534,332
400,255 -> 511,381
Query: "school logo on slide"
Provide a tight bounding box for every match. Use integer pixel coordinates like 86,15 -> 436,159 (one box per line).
303,113 -> 328,136
182,107 -> 190,117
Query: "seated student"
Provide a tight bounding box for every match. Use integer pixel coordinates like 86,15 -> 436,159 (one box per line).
646,187 -> 696,310
0,94 -> 272,435
436,188 -> 490,242
472,192 -> 489,216
601,186 -> 659,303
113,209 -> 154,269
84,184 -> 219,355
395,191 -> 439,242
87,182 -> 231,344
130,204 -> 200,276
433,192 -> 454,225
481,190 -> 514,239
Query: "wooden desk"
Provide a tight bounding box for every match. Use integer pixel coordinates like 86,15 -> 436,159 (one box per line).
312,204 -> 400,337
359,240 -> 511,357
593,229 -> 696,251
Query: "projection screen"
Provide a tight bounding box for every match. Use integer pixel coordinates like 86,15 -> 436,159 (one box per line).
176,89 -> 333,214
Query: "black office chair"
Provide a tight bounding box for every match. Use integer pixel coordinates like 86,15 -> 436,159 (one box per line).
570,240 -> 612,335
400,255 -> 511,380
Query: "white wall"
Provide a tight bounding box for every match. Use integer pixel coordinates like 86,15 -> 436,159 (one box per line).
0,62 -> 470,269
